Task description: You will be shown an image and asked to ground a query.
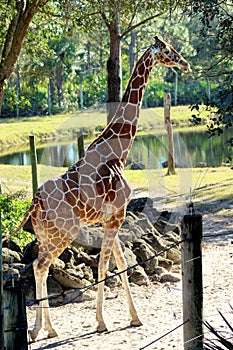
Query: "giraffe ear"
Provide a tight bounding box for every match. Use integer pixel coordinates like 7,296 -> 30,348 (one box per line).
154,36 -> 166,49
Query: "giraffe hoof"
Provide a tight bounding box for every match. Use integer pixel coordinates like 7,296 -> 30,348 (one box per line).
48,329 -> 58,338
97,323 -> 108,333
29,329 -> 38,342
130,319 -> 143,327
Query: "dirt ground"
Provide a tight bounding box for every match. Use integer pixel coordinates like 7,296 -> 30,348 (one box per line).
26,207 -> 233,350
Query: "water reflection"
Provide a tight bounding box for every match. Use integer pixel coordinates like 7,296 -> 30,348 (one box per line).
0,129 -> 231,168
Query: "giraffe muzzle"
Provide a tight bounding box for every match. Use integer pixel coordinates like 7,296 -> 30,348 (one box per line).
182,64 -> 192,73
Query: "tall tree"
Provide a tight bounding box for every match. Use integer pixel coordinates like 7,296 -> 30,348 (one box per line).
0,0 -> 82,114
188,0 -> 233,151
0,0 -> 40,112
79,0 -> 185,121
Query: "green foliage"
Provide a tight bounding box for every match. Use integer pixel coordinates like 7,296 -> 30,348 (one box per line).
0,191 -> 32,249
0,0 -> 232,128
188,1 -> 233,158
204,308 -> 233,349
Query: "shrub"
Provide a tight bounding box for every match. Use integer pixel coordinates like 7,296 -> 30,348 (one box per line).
0,190 -> 33,249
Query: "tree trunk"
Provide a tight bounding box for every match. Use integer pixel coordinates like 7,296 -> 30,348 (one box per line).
129,31 -> 137,74
56,63 -> 63,108
0,1 -> 38,114
107,13 -> 121,123
15,63 -> 20,118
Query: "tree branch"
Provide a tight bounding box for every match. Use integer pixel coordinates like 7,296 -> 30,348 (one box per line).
100,11 -> 110,30
120,12 -> 163,40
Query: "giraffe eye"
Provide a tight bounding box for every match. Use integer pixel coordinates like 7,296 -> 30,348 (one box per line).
164,48 -> 170,55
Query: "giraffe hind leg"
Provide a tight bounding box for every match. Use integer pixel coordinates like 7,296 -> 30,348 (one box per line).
112,237 -> 142,327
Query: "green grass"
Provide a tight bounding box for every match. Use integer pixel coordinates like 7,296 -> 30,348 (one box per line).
0,105 -> 208,152
1,164 -> 232,214
1,105 -> 230,213
0,111 -> 106,151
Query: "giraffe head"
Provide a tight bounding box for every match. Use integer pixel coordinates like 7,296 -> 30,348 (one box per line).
152,36 -> 191,72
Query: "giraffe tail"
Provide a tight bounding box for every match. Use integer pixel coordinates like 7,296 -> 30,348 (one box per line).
2,204 -> 34,243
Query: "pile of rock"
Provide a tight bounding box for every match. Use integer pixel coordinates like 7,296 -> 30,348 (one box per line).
2,197 -> 182,306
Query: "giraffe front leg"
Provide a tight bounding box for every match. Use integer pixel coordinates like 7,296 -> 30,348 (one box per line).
29,260 -> 43,341
96,247 -> 111,332
112,237 -> 142,327
29,261 -> 58,341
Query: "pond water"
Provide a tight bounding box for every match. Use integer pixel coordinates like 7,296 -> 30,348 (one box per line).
0,129 -> 231,169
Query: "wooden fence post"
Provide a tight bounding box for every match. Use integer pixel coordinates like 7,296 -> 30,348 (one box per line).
78,133 -> 85,159
164,93 -> 176,175
181,213 -> 204,350
3,286 -> 28,349
29,135 -> 38,197
1,185 -> 28,349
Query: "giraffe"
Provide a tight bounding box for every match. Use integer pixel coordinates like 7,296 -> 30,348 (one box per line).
9,36 -> 191,341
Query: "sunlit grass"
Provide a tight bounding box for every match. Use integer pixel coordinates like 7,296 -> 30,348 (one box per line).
0,105 -> 209,152
1,164 -> 232,213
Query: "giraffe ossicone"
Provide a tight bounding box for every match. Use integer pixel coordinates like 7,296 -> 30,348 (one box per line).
10,36 -> 191,341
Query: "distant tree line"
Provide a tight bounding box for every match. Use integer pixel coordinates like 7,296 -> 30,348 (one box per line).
0,1 -> 232,140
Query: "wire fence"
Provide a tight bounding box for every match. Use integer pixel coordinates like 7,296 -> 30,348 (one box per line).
3,228 -> 232,349
1,179 -> 233,349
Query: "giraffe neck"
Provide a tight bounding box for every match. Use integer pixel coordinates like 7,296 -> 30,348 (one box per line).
87,47 -> 154,164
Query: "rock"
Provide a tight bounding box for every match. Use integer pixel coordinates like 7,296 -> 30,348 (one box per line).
153,266 -> 168,276
2,248 -> 21,263
166,247 -> 181,264
143,232 -> 167,258
20,263 -> 34,279
66,267 -> 84,279
157,257 -> 173,271
63,289 -> 96,303
59,248 -> 73,264
52,268 -> 91,289
105,271 -> 121,288
132,240 -> 158,274
21,281 -> 35,302
50,258 -> 66,270
2,239 -> 22,253
124,247 -> 138,268
47,277 -> 64,305
137,212 -> 158,232
154,220 -> 180,235
73,226 -> 103,253
82,265 -> 94,282
150,267 -> 168,282
109,253 -> 117,272
78,251 -> 99,269
130,161 -> 145,170
143,207 -> 161,224
119,226 -> 144,242
163,230 -> 181,242
21,240 -> 38,264
3,264 -> 20,284
127,197 -> 153,213
160,273 -> 180,283
129,266 -> 149,286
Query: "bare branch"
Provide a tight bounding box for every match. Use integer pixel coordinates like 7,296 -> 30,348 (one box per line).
120,12 -> 163,39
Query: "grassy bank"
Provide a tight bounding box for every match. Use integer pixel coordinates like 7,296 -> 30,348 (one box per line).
0,106 -> 208,152
1,164 -> 232,214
